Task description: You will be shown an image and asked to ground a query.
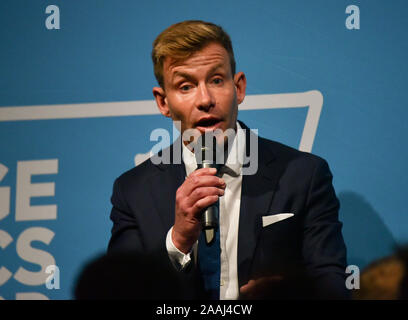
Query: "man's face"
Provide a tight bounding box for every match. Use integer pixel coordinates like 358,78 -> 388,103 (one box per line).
153,42 -> 246,143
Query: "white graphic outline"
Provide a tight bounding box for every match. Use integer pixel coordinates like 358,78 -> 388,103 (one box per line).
0,90 -> 323,152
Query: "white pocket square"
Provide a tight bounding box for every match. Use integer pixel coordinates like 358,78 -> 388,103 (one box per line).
262,213 -> 294,227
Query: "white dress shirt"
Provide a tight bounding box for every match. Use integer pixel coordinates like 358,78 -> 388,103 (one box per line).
166,122 -> 245,300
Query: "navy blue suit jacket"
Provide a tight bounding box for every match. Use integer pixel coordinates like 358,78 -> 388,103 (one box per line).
108,121 -> 349,299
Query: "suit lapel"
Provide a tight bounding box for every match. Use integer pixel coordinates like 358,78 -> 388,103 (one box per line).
237,125 -> 287,287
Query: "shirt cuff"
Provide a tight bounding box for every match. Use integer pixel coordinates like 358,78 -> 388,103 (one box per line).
166,226 -> 193,271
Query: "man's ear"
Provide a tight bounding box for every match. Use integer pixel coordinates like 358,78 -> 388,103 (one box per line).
153,86 -> 171,118
234,72 -> 247,105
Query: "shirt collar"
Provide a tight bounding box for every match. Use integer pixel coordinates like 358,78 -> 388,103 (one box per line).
182,122 -> 245,177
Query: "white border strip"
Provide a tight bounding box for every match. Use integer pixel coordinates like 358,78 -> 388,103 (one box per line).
0,100 -> 159,121
0,90 -> 323,152
240,90 -> 323,152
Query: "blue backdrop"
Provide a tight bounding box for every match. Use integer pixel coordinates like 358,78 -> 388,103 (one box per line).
0,0 -> 407,299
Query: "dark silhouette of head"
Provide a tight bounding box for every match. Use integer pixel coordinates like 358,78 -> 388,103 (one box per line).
74,252 -> 186,300
353,245 -> 408,300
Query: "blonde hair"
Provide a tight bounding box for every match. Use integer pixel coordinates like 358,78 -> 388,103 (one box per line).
152,20 -> 236,88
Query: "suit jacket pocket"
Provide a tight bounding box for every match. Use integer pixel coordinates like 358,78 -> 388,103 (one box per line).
262,213 -> 294,227
252,213 -> 302,276
260,214 -> 300,245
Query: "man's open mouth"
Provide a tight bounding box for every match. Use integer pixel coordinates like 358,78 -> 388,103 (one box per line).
195,117 -> 221,128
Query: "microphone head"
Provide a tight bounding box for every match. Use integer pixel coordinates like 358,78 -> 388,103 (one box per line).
194,133 -> 217,168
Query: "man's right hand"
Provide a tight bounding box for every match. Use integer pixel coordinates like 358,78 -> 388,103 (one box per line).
172,167 -> 225,254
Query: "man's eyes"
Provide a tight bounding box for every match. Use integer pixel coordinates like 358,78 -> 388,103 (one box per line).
177,77 -> 223,91
212,77 -> 223,85
180,84 -> 192,91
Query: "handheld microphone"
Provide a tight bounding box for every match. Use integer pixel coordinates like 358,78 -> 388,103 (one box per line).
195,133 -> 219,244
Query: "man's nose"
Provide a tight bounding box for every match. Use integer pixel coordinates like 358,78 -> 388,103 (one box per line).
195,83 -> 215,111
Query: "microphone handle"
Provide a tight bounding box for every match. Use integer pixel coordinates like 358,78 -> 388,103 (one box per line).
200,162 -> 219,230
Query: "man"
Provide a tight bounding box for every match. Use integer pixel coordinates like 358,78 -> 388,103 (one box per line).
108,20 -> 349,299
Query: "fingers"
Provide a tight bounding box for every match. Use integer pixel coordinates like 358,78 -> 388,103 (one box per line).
193,194 -> 220,212
177,168 -> 226,219
182,168 -> 226,196
172,167 -> 226,252
186,186 -> 224,208
239,276 -> 284,299
194,167 -> 217,176
239,279 -> 255,295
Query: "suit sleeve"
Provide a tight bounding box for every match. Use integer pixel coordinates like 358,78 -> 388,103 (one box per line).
107,177 -> 206,299
302,158 -> 350,299
107,178 -> 145,254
